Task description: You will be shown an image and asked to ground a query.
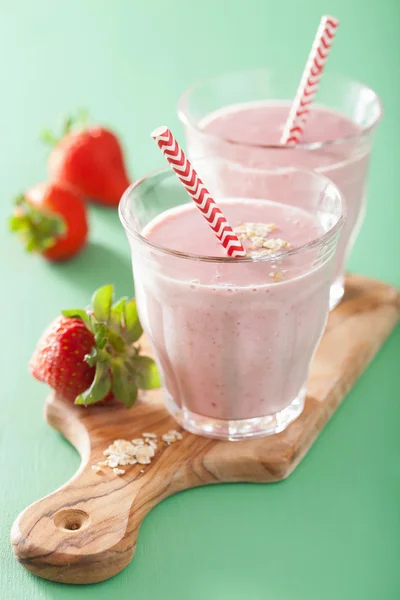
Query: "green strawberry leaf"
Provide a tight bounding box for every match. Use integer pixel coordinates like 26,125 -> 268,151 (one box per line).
108,330 -> 125,353
41,109 -> 89,146
125,299 -> 143,342
62,115 -> 75,137
59,284 -> 160,408
62,309 -> 91,328
110,297 -> 127,331
9,213 -> 30,232
40,129 -> 59,146
92,285 -> 113,322
132,356 -> 161,390
10,195 -> 66,254
93,322 -> 108,349
84,346 -> 99,368
112,362 -> 138,408
75,361 -> 111,405
66,108 -> 88,133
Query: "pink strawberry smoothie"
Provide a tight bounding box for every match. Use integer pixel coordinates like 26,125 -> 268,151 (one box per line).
135,198 -> 335,427
186,102 -> 370,306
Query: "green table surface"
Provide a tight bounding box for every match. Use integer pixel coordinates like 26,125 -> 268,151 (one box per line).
1,1 -> 399,598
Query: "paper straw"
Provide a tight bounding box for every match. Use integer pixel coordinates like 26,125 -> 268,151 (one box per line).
151,126 -> 246,258
280,15 -> 340,145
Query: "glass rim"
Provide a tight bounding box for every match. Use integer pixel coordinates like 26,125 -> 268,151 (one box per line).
119,163 -> 346,264
177,68 -> 383,151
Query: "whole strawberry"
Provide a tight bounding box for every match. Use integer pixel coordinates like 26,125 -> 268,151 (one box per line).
44,113 -> 131,207
10,181 -> 88,261
30,317 -> 96,402
30,285 -> 160,406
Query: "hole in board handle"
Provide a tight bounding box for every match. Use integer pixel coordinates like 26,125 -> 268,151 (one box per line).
53,509 -> 90,532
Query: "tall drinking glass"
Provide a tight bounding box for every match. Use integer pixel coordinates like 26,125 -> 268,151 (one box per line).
178,69 -> 382,308
119,159 -> 345,440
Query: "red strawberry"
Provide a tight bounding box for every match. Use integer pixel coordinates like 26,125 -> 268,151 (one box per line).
47,121 -> 131,207
30,316 -> 96,402
30,285 -> 160,407
10,181 -> 88,261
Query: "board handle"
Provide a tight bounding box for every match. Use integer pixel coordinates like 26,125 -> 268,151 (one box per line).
10,393 -> 205,584
10,457 -> 149,583
10,395 -> 157,584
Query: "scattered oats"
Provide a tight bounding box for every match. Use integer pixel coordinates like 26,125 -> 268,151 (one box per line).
271,272 -> 284,281
262,238 -> 291,252
110,439 -> 127,447
233,222 -> 289,257
148,445 -> 156,457
254,226 -> 266,237
113,468 -> 125,475
125,446 -> 139,458
94,429 -> 182,476
251,249 -> 270,258
250,236 -> 264,248
234,224 -> 248,233
131,438 -> 145,446
136,445 -> 155,464
162,429 -> 183,443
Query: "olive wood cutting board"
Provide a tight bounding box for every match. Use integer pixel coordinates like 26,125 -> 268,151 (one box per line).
11,274 -> 399,584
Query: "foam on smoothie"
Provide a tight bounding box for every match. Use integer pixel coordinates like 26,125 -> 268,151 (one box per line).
143,198 -> 322,259
200,100 -> 361,146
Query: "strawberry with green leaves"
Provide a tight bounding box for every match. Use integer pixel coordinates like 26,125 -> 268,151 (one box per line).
10,181 -> 88,261
30,285 -> 160,407
43,112 -> 131,207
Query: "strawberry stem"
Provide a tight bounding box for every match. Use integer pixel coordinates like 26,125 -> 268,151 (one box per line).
10,195 -> 66,253
61,285 -> 160,407
41,109 -> 89,147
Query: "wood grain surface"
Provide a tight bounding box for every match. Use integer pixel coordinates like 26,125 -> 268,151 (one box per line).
10,275 -> 399,585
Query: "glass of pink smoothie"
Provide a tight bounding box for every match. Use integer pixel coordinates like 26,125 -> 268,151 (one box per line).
119,160 -> 345,440
178,69 -> 382,309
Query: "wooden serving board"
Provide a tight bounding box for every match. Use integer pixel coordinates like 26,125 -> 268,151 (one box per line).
11,274 -> 399,585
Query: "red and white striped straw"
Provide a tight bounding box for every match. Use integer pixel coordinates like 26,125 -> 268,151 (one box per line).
151,126 -> 246,258
280,15 -> 340,146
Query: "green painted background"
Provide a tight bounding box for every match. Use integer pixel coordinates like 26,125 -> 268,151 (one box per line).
1,1 -> 399,598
